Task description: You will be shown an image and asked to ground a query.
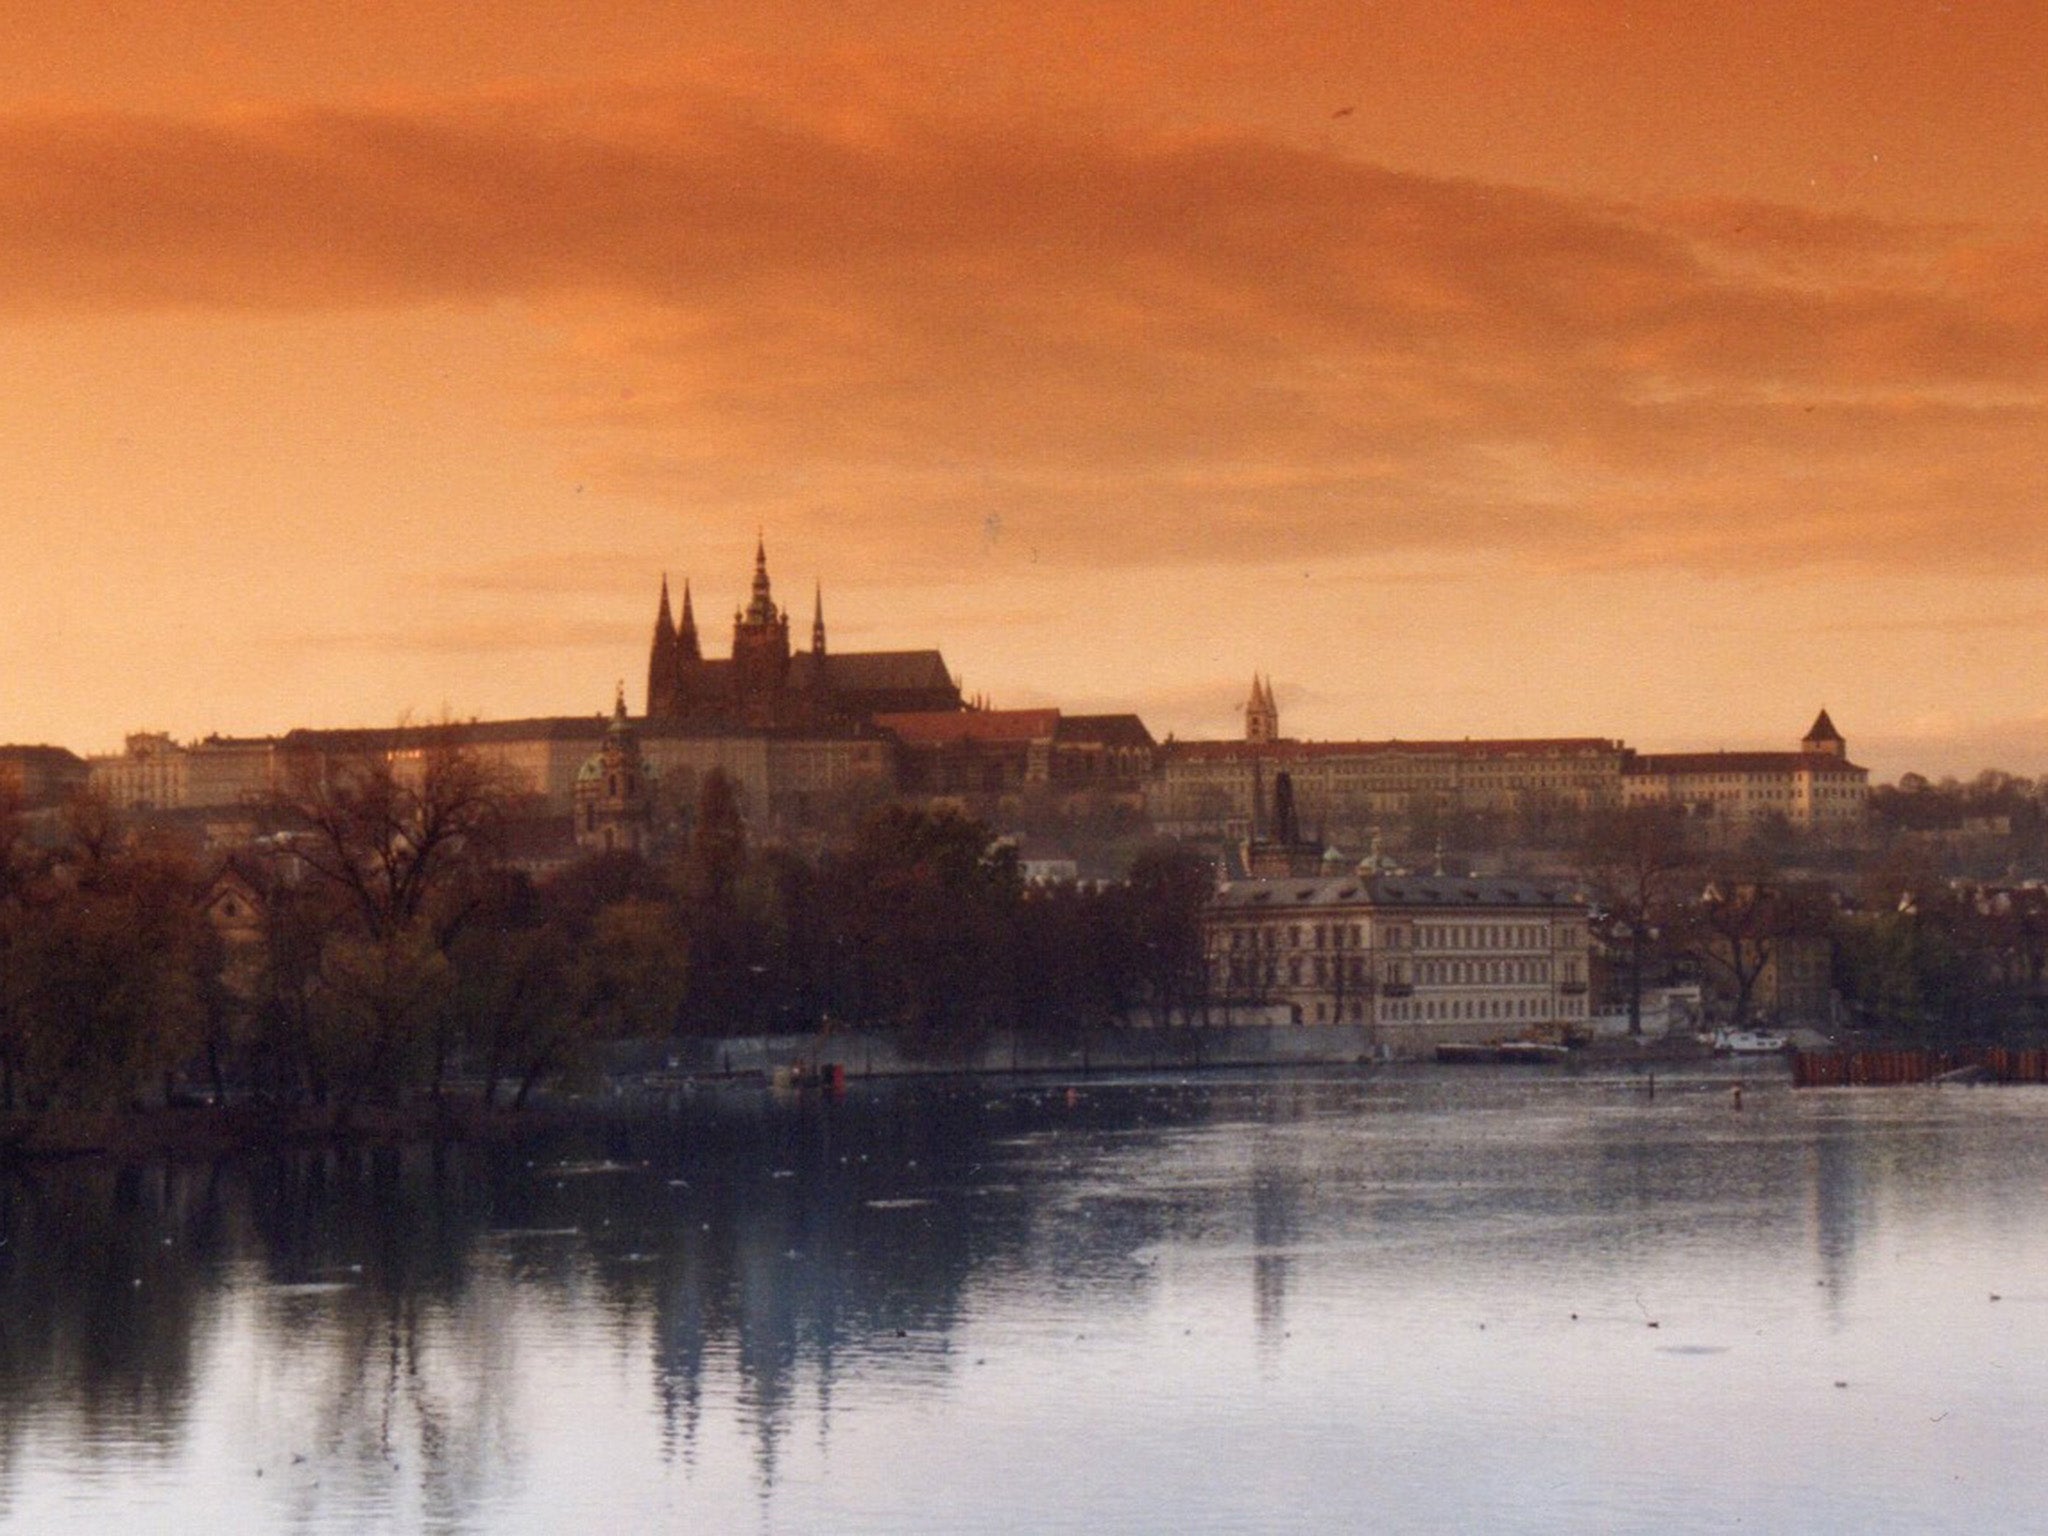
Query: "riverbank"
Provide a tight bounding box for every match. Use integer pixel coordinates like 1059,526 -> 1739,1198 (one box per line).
0,1029 -> 1776,1163
0,1098 -> 582,1162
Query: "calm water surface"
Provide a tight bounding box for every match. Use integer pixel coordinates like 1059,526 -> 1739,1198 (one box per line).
3,1065 -> 2046,1533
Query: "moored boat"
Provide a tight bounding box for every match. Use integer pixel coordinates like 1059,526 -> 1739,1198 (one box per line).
1712,1029 -> 1789,1055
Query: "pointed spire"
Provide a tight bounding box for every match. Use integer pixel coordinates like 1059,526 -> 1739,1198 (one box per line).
678,579 -> 700,660
613,679 -> 628,721
1245,672 -> 1279,744
646,575 -> 680,717
811,583 -> 826,656
745,536 -> 778,624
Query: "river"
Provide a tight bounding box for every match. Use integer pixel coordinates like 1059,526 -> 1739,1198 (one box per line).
2,1064 -> 2045,1533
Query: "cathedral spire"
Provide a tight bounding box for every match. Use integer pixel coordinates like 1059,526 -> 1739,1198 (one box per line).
745,536 -> 778,624
811,583 -> 826,657
646,575 -> 680,717
678,579 -> 700,660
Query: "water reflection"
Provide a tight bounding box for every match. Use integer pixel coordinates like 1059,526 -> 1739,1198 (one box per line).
2,1069 -> 2048,1531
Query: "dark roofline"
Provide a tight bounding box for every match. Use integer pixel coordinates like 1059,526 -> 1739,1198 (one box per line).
1214,874 -> 1586,909
1626,751 -> 1866,775
1167,736 -> 1623,761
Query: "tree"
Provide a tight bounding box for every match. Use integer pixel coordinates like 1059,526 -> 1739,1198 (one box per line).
675,769 -> 760,1035
1577,804 -> 1693,1034
0,796 -> 216,1110
1123,844 -> 1215,1026
1679,868 -> 1833,1030
825,806 -> 1022,1058
271,736 -> 510,1106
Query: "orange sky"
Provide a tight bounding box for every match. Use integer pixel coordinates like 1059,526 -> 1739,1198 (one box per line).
3,0 -> 2046,778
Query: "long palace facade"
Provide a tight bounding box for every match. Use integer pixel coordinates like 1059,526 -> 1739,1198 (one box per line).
1151,681 -> 1866,842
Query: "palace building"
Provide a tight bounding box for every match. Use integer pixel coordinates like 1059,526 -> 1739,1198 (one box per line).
1620,710 -> 1868,839
1151,680 -> 1867,845
1150,677 -> 1628,838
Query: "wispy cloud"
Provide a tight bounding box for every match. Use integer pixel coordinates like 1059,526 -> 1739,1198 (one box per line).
280,616 -> 644,655
1,77 -> 2042,581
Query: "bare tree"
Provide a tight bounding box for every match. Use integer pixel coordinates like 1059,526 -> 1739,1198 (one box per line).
1680,869 -> 1833,1031
1578,804 -> 1693,1034
272,733 -> 511,1105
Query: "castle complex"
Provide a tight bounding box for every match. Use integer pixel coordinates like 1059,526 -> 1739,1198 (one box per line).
644,539 -> 963,730
42,545 -> 1866,863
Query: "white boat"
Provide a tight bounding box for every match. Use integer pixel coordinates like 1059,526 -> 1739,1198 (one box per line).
1712,1029 -> 1789,1055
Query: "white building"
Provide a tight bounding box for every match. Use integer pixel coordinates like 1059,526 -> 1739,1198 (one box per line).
1206,873 -> 1591,1055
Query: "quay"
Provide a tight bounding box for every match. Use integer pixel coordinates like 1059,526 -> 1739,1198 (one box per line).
1792,1047 -> 2048,1088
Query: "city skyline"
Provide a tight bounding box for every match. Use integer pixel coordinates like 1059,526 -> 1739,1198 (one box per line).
4,2 -> 2046,780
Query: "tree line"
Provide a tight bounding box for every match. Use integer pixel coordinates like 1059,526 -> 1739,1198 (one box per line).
0,748 -> 1213,1116
1577,804 -> 2048,1040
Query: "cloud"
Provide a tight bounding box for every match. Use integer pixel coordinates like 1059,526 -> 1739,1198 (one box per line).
0,77 -> 2043,579
281,615 -> 644,655
1854,715 -> 2048,782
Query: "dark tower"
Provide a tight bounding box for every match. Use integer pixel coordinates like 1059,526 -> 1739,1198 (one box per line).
811,584 -> 827,658
1245,674 -> 1279,745
677,580 -> 701,661
1272,770 -> 1301,846
1802,709 -> 1845,759
730,537 -> 792,724
646,575 -> 679,718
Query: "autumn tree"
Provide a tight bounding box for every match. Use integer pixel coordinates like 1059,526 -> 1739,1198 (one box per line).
2,795 -> 216,1110
1122,844 -> 1216,1026
675,768 -> 760,1034
824,806 -> 1022,1058
272,736 -> 510,1106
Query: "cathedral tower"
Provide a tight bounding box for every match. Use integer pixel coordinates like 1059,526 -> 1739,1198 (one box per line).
677,579 -> 701,661
1245,675 -> 1279,745
646,576 -> 679,719
729,537 -> 792,723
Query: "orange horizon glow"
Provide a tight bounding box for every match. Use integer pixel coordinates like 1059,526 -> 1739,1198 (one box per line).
3,1 -> 2046,781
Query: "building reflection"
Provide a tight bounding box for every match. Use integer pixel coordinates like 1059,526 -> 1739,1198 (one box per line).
0,1073 -> 1985,1523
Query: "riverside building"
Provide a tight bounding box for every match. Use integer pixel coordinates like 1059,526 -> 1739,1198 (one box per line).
1206,872 -> 1592,1056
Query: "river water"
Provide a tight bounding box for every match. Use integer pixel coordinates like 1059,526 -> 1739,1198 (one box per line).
3,1064 -> 2046,1533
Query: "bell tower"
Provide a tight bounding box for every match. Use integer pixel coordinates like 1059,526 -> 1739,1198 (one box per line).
1245,675 -> 1279,745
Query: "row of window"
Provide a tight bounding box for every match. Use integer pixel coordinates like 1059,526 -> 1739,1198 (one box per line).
1417,959 -> 1555,986
1217,920 -> 1582,955
1214,956 -> 1582,991
1384,994 -> 1571,1023
1415,923 -> 1564,951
